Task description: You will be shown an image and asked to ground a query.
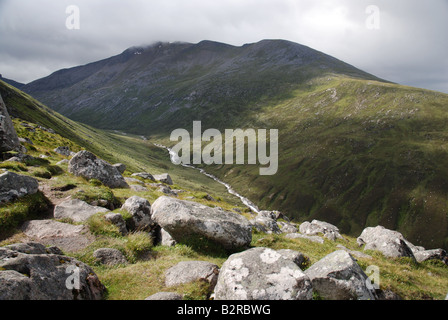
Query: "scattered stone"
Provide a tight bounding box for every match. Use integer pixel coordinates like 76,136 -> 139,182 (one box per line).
56,159 -> 69,165
159,227 -> 177,247
277,221 -> 298,233
121,196 -> 154,231
250,211 -> 281,234
165,261 -> 219,289
159,185 -> 177,196
54,199 -> 109,223
145,292 -> 183,300
68,150 -> 129,188
151,196 -> 252,250
18,137 -> 33,145
299,220 -> 343,241
357,226 -> 415,259
305,250 -> 377,300
104,212 -> 128,235
131,172 -> 154,180
0,243 -> 105,300
53,146 -> 73,157
124,177 -> 144,185
284,233 -> 324,244
214,247 -> 313,300
154,173 -> 173,185
93,248 -> 127,266
0,171 -> 39,203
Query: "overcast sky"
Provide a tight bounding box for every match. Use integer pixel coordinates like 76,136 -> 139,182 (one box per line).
0,0 -> 447,93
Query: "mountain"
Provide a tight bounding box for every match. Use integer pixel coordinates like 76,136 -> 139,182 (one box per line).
22,40 -> 448,250
23,40 -> 383,133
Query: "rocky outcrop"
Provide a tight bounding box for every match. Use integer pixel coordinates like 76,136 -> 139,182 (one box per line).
131,172 -> 154,180
54,199 -> 109,223
121,196 -> 154,231
0,171 -> 39,204
165,261 -> 219,289
151,196 -> 252,250
357,226 -> 415,259
68,150 -> 129,188
0,242 -> 105,300
213,247 -> 313,300
0,93 -> 21,154
305,250 -> 377,300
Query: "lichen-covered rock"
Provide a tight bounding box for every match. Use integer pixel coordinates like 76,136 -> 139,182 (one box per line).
0,171 -> 39,203
213,247 -> 313,300
305,250 -> 377,300
151,196 -> 252,250
0,243 -> 106,300
357,226 -> 415,259
93,248 -> 127,266
153,173 -> 173,185
68,150 -> 128,188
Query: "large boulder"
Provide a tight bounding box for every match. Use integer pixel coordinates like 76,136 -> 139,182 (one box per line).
0,242 -> 105,300
0,171 -> 39,204
151,196 -> 252,250
0,93 -> 21,154
54,199 -> 109,223
357,226 -> 415,259
68,150 -> 128,188
213,247 -> 313,300
121,196 -> 154,231
250,211 -> 281,234
305,250 -> 377,300
165,261 -> 219,289
299,220 -> 343,241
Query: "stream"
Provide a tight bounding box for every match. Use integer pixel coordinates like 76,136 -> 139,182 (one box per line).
154,143 -> 260,213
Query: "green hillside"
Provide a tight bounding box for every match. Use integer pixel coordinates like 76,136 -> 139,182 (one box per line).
20,40 -> 448,250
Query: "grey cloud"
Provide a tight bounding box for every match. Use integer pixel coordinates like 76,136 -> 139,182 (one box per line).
0,0 -> 446,94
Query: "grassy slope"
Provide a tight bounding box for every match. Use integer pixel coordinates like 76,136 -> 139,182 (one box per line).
178,75 -> 448,250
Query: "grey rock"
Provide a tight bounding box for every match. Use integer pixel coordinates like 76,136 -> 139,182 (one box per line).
305,250 -> 377,300
104,212 -> 128,235
0,171 -> 39,203
53,146 -> 72,156
214,247 -> 313,300
130,184 -> 148,192
93,248 -> 127,266
278,221 -> 298,233
154,173 -> 173,185
0,93 -> 21,153
336,244 -> 373,260
68,150 -> 129,188
145,292 -> 183,300
54,199 -> 109,223
250,212 -> 281,234
21,220 -> 94,252
413,249 -> 447,264
151,196 -> 252,250
357,226 -> 415,259
299,220 -> 343,241
0,244 -> 105,300
121,196 -> 154,231
159,228 -> 177,247
112,163 -> 126,174
131,172 -> 154,180
165,261 -> 219,288
277,249 -> 308,268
